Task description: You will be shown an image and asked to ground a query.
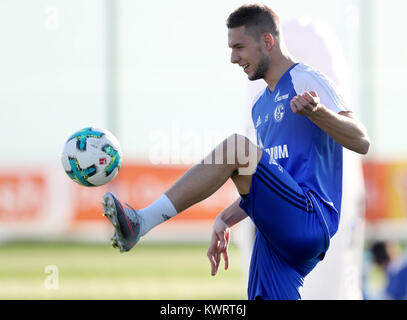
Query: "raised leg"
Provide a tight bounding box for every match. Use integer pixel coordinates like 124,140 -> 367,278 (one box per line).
165,134 -> 263,213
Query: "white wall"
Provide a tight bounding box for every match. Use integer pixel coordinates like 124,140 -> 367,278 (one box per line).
0,0 -> 106,165
1,0 -> 406,165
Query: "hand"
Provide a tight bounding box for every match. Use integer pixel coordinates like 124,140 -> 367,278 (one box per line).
290,91 -> 321,117
207,217 -> 230,276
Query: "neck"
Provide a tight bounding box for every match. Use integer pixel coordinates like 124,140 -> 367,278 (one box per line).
264,51 -> 296,92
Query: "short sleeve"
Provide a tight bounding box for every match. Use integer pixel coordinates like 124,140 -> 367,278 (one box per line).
291,65 -> 349,113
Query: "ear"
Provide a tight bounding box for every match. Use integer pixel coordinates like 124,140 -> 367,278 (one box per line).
262,33 -> 275,49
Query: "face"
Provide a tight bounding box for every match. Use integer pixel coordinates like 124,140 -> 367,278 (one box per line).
228,26 -> 271,81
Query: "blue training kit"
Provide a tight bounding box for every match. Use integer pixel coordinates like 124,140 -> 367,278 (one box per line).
239,63 -> 347,300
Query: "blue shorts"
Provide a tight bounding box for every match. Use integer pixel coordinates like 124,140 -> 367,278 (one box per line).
239,153 -> 337,300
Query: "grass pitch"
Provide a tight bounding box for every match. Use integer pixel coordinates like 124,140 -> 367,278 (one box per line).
0,242 -> 246,300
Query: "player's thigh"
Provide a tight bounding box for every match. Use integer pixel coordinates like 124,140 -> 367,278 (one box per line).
230,135 -> 263,195
240,155 -> 326,262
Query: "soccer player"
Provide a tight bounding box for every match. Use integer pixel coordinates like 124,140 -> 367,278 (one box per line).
102,4 -> 370,300
367,242 -> 407,300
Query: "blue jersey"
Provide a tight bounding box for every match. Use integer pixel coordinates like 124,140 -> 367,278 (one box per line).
252,63 -> 347,216
386,256 -> 407,300
240,63 -> 348,299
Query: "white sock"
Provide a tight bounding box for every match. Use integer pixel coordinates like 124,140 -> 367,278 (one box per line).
138,194 -> 178,236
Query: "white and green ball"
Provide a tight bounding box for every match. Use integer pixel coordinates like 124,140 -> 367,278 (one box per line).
61,127 -> 122,187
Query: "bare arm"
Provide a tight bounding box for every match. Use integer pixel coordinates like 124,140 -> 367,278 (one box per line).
207,198 -> 248,276
217,198 -> 248,227
290,91 -> 371,155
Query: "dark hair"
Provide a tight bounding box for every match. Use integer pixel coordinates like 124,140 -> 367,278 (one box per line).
371,242 -> 391,265
226,4 -> 280,41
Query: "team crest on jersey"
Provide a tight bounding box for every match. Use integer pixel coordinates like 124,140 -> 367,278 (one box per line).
274,104 -> 285,122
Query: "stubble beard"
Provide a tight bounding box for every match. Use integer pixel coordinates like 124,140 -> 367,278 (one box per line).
249,53 -> 270,81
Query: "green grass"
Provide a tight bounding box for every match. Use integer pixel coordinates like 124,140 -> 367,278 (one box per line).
0,242 -> 246,300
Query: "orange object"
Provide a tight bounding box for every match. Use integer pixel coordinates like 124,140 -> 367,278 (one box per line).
0,171 -> 46,222
362,161 -> 407,221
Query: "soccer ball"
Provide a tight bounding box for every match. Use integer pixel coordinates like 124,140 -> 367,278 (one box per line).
61,127 -> 122,187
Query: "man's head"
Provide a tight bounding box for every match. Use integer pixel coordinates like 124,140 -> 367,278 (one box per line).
227,4 -> 280,43
371,242 -> 391,267
227,4 -> 281,80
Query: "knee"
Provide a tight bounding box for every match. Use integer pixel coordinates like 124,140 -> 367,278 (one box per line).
223,134 -> 248,164
208,134 -> 261,172
209,134 -> 247,167
225,134 -> 261,174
